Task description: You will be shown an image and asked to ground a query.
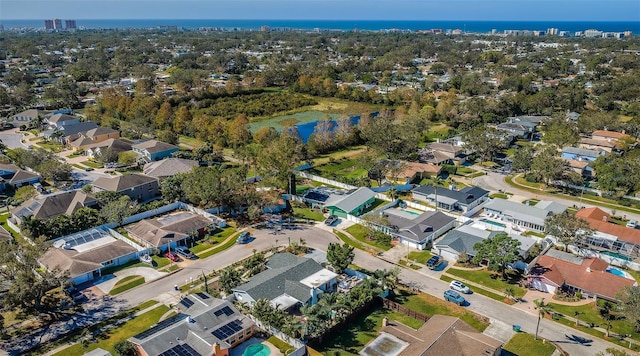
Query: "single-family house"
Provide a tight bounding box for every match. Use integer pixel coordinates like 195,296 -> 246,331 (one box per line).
379,208 -> 456,250
143,158 -> 199,180
8,169 -> 40,188
46,113 -> 80,128
483,199 -> 567,232
575,207 -> 640,257
592,130 -> 631,142
0,163 -> 20,178
527,249 -> 637,301
39,227 -> 140,285
126,210 -> 212,249
11,190 -> 97,222
44,121 -> 99,144
92,174 -> 160,202
233,252 -> 338,310
562,158 -> 594,178
83,138 -> 132,159
325,187 -> 376,218
362,314 -> 502,356
561,147 -> 606,162
495,121 -> 536,139
435,223 -> 536,262
412,185 -> 489,213
129,294 -> 255,356
72,127 -> 120,145
10,109 -> 46,127
132,139 -> 179,162
418,142 -> 467,166
385,161 -> 441,184
418,149 -> 456,165
579,137 -> 617,153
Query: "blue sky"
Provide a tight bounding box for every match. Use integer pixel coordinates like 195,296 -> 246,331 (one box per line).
1,0 -> 639,21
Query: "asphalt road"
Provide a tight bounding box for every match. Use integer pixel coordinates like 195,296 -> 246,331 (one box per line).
0,132 -> 27,149
1,224 -> 624,355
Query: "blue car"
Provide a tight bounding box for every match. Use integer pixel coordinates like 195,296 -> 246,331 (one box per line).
236,231 -> 251,244
444,290 -> 466,306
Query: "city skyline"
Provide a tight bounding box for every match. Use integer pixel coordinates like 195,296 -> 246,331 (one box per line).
1,0 -> 639,22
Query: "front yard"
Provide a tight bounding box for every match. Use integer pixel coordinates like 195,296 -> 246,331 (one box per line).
502,332 -> 556,356
345,223 -> 392,251
446,267 -> 527,298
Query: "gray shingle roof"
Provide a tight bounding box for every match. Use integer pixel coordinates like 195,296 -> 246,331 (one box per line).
93,173 -> 158,193
326,187 -> 376,213
132,139 -> 178,154
412,186 -> 489,206
562,146 -> 605,157
484,199 -> 566,226
384,210 -> 456,243
13,190 -> 96,220
233,253 -> 325,304
143,158 -> 198,178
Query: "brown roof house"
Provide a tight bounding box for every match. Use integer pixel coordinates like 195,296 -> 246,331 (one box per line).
83,139 -> 132,160
40,227 -> 140,285
143,158 -> 198,180
361,314 -> 502,356
385,161 -> 441,184
126,210 -> 212,250
8,169 -> 40,188
92,173 -> 160,202
527,249 -> 637,301
575,207 -> 640,258
69,127 -> 120,150
11,190 -> 97,223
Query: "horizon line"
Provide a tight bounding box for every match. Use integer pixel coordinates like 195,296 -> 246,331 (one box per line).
2,18 -> 638,22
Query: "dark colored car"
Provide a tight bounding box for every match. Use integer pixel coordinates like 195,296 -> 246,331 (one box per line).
444,290 -> 466,306
426,256 -> 443,270
236,231 -> 251,244
325,215 -> 339,226
175,246 -> 196,259
165,251 -> 180,262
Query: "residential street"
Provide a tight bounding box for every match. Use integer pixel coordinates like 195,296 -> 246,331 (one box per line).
3,223 -> 624,355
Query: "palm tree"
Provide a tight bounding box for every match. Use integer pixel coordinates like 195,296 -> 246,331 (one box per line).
599,302 -> 615,337
534,298 -> 553,340
386,187 -> 399,201
504,287 -> 516,301
574,310 -> 582,327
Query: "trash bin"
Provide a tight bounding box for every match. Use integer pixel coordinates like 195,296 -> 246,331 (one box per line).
513,324 -> 521,332
174,285 -> 178,291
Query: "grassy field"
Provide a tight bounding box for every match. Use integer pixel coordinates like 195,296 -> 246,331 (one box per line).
345,224 -> 392,251
52,304 -> 169,356
333,229 -> 369,251
310,156 -> 367,182
503,333 -> 556,356
81,160 -> 103,168
109,275 -> 145,295
446,268 -> 527,298
316,304 -> 425,356
293,206 -> 325,221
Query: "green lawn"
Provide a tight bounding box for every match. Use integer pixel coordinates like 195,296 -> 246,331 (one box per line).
490,193 -> 509,199
360,198 -> 389,215
440,274 -> 509,303
267,336 -> 294,354
333,229 -> 368,251
196,232 -> 239,259
317,305 -> 424,356
190,227 -> 237,254
81,160 -> 104,168
503,333 -> 556,356
109,276 -> 145,295
345,224 -> 392,251
446,268 -> 526,298
293,207 -> 325,221
52,304 -> 169,356
407,251 -> 432,264
311,157 -> 367,181
550,302 -> 640,343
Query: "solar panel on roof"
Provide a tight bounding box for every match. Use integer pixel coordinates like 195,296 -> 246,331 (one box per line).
211,320 -> 243,340
179,298 -> 194,308
195,292 -> 210,299
133,314 -> 187,340
213,305 -> 234,317
158,344 -> 201,356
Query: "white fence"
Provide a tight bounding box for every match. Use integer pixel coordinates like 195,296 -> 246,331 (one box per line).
248,315 -> 307,355
296,172 -> 356,190
107,227 -> 146,251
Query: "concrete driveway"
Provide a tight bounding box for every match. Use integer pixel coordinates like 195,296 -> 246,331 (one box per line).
94,267 -> 168,294
0,130 -> 28,149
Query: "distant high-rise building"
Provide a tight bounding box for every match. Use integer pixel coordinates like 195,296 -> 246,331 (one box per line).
44,19 -> 54,30
0,24 -> 4,32
53,19 -> 62,29
65,20 -> 76,29
584,29 -> 603,38
260,26 -> 270,32
547,28 -> 558,35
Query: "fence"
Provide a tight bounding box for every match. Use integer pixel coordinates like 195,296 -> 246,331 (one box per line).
381,298 -> 430,322
248,315 -> 307,354
296,171 -> 356,190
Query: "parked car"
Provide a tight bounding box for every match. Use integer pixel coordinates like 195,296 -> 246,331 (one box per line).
84,167 -> 94,172
175,246 -> 196,259
627,220 -> 637,228
325,215 -> 339,226
449,280 -> 471,294
444,290 -> 466,306
426,256 -> 443,270
236,231 -> 251,244
164,251 -> 180,262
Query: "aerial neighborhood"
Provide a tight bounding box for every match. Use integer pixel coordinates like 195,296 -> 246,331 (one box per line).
0,18 -> 639,356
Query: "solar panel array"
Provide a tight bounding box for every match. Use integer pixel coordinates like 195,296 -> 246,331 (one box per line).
304,191 -> 329,202
211,320 -> 243,340
179,298 -> 195,308
158,343 -> 201,356
133,314 -> 187,340
195,292 -> 210,300
213,306 -> 234,317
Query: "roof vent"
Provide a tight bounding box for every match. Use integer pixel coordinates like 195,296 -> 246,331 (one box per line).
586,267 -> 591,272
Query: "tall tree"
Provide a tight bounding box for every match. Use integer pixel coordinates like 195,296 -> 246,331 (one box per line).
326,242 -> 354,274
617,286 -> 640,332
534,298 -> 553,340
228,114 -> 253,148
472,233 -> 521,280
544,211 -> 593,252
530,146 -> 567,186
463,126 -> 505,163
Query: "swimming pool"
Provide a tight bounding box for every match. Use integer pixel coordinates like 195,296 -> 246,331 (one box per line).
401,209 -> 421,216
601,251 -> 632,262
606,266 -> 635,280
243,343 -> 271,356
480,218 -> 506,228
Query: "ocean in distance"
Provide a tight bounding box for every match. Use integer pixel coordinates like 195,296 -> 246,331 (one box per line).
2,19 -> 639,33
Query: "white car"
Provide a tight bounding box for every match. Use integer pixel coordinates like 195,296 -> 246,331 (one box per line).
449,280 -> 471,294
627,220 -> 637,228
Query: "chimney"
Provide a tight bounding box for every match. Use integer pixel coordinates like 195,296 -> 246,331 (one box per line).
586,267 -> 591,273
